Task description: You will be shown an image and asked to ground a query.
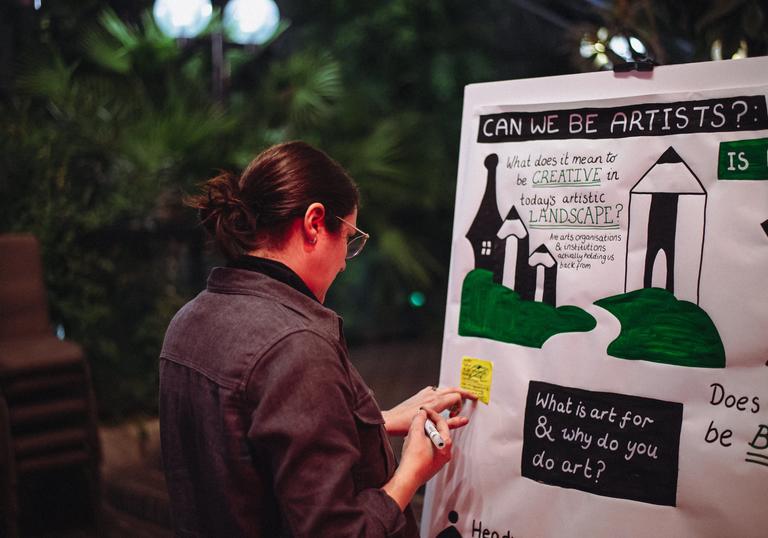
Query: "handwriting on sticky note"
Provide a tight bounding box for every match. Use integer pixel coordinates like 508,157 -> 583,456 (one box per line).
461,357 -> 493,404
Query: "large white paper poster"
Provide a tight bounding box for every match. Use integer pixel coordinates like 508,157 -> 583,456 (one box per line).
422,58 -> 768,538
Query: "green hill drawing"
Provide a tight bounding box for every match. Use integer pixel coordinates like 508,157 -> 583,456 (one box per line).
595,287 -> 725,368
459,269 -> 596,348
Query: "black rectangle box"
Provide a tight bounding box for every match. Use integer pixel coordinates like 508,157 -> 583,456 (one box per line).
521,380 -> 683,506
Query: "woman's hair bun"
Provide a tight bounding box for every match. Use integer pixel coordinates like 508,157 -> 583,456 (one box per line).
186,141 -> 359,261
186,171 -> 259,259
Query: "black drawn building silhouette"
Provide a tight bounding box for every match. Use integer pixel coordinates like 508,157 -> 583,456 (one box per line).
466,154 -> 505,283
497,206 -> 536,300
625,147 -> 706,303
466,153 -> 559,305
529,244 -> 558,306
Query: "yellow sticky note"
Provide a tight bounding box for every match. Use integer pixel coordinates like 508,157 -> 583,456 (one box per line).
460,357 -> 493,404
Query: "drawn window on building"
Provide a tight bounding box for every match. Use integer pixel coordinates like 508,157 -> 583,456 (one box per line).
481,240 -> 492,255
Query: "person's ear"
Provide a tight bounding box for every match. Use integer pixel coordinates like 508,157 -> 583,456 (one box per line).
303,202 -> 326,245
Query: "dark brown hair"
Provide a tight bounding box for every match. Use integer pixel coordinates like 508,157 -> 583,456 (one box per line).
186,141 -> 359,260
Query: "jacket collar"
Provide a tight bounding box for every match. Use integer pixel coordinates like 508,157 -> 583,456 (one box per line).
227,255 -> 318,302
206,267 -> 342,340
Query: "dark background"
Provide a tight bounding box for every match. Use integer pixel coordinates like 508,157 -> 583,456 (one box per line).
1,0 -> 766,419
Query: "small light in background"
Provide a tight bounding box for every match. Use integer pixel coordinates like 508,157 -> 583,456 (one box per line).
34,0 -> 42,10
579,27 -> 612,68
580,29 -> 647,70
223,0 -> 280,46
579,39 -> 594,59
608,35 -> 630,60
711,39 -> 722,60
711,39 -> 749,61
408,291 -> 426,308
153,0 -> 213,39
732,39 -> 748,59
594,53 -> 610,68
629,37 -> 646,55
56,324 -> 66,340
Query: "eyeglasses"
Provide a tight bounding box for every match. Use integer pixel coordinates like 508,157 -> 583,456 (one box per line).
335,216 -> 370,259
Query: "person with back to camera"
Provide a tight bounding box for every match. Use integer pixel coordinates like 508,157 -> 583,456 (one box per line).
159,141 -> 476,537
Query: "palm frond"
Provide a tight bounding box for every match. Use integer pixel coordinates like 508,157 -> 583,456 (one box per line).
81,26 -> 132,74
263,50 -> 343,130
118,99 -> 235,175
15,53 -> 77,105
99,8 -> 140,49
377,228 -> 439,287
357,119 -> 408,180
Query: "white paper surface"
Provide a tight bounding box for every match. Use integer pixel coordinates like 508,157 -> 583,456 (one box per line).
422,57 -> 768,538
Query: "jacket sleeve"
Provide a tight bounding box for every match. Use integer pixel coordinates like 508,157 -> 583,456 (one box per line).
244,329 -> 406,538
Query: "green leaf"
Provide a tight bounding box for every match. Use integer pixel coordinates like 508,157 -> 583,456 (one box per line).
81,27 -> 132,74
377,228 -> 437,287
99,8 -> 140,49
16,53 -> 77,104
263,49 -> 343,130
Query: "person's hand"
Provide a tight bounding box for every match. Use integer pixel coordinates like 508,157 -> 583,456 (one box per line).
382,408 -> 452,511
382,385 -> 477,436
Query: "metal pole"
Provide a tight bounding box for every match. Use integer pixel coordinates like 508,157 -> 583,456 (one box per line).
211,30 -> 224,104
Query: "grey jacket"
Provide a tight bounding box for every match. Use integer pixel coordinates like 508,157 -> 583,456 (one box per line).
159,267 -> 418,537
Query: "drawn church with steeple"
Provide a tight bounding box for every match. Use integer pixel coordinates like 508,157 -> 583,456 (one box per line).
466,153 -> 558,306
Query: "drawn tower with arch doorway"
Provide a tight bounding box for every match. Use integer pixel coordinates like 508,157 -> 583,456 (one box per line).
625,147 -> 707,303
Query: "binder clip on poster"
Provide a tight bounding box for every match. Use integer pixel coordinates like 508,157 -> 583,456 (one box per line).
614,55 -> 658,72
